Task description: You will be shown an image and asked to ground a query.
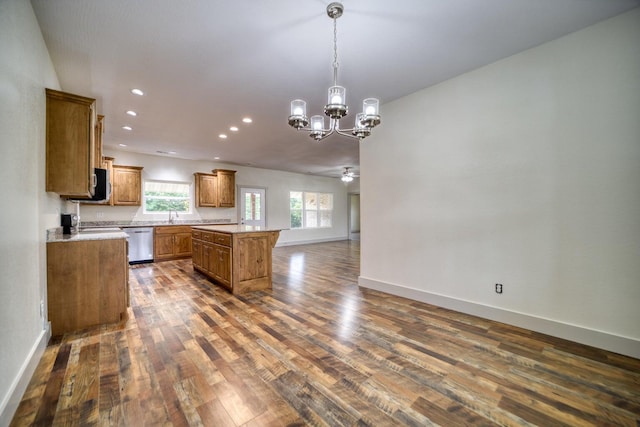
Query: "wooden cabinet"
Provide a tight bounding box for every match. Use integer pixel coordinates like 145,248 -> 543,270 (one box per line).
215,169 -> 236,207
45,88 -> 97,198
194,172 -> 217,207
194,169 -> 236,207
191,227 -> 280,294
154,226 -> 192,261
47,238 -> 128,336
112,165 -> 143,206
94,114 -> 104,169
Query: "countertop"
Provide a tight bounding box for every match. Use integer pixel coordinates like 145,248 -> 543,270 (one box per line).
47,227 -> 127,243
80,219 -> 234,228
191,224 -> 284,234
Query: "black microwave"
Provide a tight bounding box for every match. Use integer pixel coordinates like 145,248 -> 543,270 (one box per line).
70,168 -> 111,202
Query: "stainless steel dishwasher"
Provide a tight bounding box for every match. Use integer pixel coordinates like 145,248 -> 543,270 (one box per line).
124,227 -> 154,264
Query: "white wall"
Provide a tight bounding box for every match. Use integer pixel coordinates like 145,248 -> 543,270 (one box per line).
77,149 -> 350,245
0,0 -> 62,424
360,9 -> 640,357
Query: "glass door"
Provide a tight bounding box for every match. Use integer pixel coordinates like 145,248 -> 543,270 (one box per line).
240,187 -> 266,227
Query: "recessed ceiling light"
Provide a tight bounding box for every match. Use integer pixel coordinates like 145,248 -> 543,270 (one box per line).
122,126 -> 132,131
214,156 -> 220,160
229,126 -> 238,132
131,88 -> 144,96
119,143 -> 127,147
242,117 -> 252,124
219,134 -> 227,139
168,151 -> 177,154
126,110 -> 137,116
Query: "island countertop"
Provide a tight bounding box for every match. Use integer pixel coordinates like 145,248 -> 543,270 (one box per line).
191,224 -> 285,234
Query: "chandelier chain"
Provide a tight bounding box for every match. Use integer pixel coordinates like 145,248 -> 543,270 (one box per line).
332,17 -> 339,84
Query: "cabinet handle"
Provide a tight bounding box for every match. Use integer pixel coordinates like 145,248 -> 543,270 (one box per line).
92,173 -> 97,189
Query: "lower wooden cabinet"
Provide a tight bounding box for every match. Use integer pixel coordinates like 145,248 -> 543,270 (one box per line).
154,226 -> 192,261
47,238 -> 128,336
191,227 -> 280,294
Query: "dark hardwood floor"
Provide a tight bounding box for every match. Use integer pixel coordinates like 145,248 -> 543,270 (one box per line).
11,240 -> 640,426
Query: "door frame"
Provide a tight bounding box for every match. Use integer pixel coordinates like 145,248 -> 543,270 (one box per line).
238,186 -> 267,227
348,192 -> 360,241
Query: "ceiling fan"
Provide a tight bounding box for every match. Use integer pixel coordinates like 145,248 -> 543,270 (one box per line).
341,167 -> 359,182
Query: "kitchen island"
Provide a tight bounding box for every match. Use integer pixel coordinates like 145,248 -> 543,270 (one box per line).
191,225 -> 282,294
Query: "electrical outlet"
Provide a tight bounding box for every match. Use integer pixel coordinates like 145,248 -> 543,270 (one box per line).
96,212 -> 104,218
40,300 -> 44,317
495,283 -> 503,294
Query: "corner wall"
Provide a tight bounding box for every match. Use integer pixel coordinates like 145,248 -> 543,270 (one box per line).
360,9 -> 640,357
0,0 -> 62,424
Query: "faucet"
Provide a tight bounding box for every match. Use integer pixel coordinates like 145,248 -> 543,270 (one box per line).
168,210 -> 179,224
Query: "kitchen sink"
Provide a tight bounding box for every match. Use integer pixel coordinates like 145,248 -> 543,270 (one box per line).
78,227 -> 123,233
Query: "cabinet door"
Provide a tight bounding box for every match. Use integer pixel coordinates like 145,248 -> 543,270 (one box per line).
202,244 -> 212,274
236,236 -> 269,282
45,88 -> 97,198
94,114 -> 104,169
213,244 -> 232,289
112,165 -> 142,206
174,232 -> 192,257
192,240 -> 202,269
214,169 -> 236,207
154,234 -> 175,260
195,173 -> 218,207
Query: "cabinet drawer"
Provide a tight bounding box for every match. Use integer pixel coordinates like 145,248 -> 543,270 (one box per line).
156,225 -> 191,234
213,232 -> 232,247
192,230 -> 202,240
201,231 -> 214,242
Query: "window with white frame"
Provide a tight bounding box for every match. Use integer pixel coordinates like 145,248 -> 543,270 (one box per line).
290,191 -> 333,229
143,180 -> 191,213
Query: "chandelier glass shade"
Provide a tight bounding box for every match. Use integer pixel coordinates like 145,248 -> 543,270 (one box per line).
288,2 -> 381,141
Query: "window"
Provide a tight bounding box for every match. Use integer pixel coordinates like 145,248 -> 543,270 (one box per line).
144,180 -> 191,213
290,191 -> 333,229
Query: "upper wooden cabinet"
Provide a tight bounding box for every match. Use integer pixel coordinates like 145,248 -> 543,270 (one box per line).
45,88 -> 97,198
194,172 -> 217,207
215,169 -> 236,207
194,169 -> 236,208
111,165 -> 143,206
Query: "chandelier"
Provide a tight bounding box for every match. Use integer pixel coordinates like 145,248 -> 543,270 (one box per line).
341,167 -> 355,182
288,2 -> 381,141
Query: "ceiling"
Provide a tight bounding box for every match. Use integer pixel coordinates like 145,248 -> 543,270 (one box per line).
31,0 -> 639,178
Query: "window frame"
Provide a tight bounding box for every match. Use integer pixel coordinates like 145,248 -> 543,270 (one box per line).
143,179 -> 192,214
289,190 -> 333,229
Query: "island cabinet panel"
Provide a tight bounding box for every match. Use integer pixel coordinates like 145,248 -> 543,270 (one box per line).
236,236 -> 269,283
45,88 -> 97,198
191,226 -> 280,294
47,238 -> 128,336
154,226 -> 192,261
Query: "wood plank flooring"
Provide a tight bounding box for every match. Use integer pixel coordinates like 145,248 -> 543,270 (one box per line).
11,240 -> 640,426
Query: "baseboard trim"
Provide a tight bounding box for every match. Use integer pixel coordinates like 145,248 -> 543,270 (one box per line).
358,276 -> 640,359
276,236 -> 349,247
0,323 -> 50,427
